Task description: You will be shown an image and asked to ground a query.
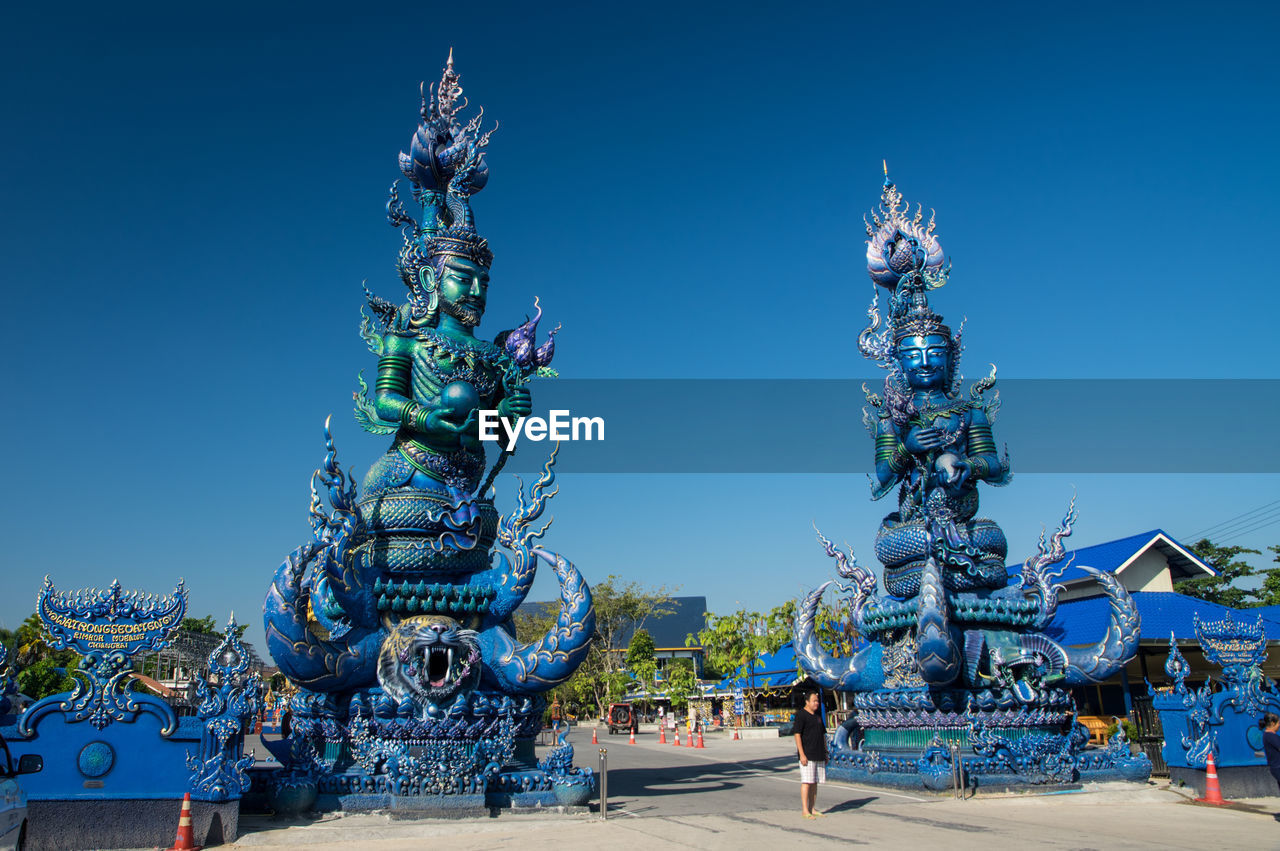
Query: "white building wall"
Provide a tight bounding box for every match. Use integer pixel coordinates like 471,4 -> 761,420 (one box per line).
1119,549 -> 1176,592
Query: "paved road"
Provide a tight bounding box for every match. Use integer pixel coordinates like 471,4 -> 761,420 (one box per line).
232,729 -> 1280,849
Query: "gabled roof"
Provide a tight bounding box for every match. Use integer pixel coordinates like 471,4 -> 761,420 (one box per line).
1050,529 -> 1216,586
617,596 -> 709,650
1047,591 -> 1280,644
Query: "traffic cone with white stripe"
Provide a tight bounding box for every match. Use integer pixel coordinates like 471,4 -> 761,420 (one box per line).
629,728 -> 636,744
673,728 -> 680,746
1197,751 -> 1231,805
696,728 -> 705,748
732,726 -> 740,741
592,727 -> 598,744
659,726 -> 667,744
165,793 -> 202,851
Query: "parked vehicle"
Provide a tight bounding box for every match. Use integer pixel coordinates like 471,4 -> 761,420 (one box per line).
605,703 -> 634,735
0,739 -> 42,851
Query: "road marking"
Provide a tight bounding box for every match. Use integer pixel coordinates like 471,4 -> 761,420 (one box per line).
617,744 -> 932,803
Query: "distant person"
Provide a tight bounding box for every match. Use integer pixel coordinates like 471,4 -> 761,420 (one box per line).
1261,712 -> 1280,792
793,690 -> 826,818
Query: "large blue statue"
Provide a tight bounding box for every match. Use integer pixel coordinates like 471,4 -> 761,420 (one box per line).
794,174 -> 1150,789
262,53 -> 595,811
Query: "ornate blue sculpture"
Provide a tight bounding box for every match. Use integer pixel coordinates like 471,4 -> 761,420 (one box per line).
187,615 -> 263,802
21,577 -> 187,735
262,54 -> 595,811
2,578 -> 256,848
1156,617 -> 1280,785
0,643 -> 16,719
794,174 -> 1150,789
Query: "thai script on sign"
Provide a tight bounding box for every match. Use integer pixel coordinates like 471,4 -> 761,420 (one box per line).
37,576 -> 187,658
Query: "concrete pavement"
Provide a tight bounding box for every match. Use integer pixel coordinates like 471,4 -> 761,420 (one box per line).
230,730 -> 1280,849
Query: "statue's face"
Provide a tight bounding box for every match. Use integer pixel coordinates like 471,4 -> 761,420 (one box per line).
437,257 -> 489,327
897,333 -> 950,390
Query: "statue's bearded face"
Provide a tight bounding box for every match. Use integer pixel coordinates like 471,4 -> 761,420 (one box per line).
437,257 -> 489,327
897,333 -> 950,390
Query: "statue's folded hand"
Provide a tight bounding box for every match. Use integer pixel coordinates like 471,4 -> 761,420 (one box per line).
906,426 -> 948,452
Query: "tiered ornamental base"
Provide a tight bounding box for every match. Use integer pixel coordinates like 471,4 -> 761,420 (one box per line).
262,687 -> 593,813
826,685 -> 1151,791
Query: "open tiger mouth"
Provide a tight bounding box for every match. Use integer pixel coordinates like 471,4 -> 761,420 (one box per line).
425,646 -> 454,688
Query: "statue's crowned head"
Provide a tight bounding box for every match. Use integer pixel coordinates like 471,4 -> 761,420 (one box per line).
858,172 -> 962,393
387,51 -> 497,329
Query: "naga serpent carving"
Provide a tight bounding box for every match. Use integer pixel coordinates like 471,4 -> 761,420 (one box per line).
794,173 -> 1148,789
262,54 -> 595,808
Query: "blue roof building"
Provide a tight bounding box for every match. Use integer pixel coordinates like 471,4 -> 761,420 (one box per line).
1053,529 -> 1217,602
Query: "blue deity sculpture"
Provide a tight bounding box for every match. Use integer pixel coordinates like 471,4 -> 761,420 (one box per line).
793,174 -> 1150,789
262,53 -> 595,810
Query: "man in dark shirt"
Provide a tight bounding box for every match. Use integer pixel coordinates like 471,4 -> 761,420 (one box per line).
1261,712 -> 1280,792
793,690 -> 827,818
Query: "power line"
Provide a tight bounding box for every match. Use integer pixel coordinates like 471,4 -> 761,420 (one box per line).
1187,507 -> 1280,544
1215,514 -> 1280,546
1186,498 -> 1280,541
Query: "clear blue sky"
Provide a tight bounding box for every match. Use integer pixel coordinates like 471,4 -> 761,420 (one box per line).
2,2 -> 1278,650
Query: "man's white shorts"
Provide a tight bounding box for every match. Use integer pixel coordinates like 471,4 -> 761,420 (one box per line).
799,760 -> 826,784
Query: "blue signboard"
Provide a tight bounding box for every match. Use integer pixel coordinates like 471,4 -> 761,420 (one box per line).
37,576 -> 185,657
733,686 -> 745,716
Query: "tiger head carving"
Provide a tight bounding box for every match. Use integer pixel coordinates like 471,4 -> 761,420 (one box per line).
376,615 -> 482,707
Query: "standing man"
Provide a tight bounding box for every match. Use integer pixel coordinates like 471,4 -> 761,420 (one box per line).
793,690 -> 827,818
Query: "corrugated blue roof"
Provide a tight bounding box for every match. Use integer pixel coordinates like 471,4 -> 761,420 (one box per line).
714,643 -> 801,691
1048,591 -> 1280,643
1040,529 -> 1216,586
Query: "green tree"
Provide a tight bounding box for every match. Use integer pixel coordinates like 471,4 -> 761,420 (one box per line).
13,613 -> 78,669
1258,546 -> 1280,607
16,658 -> 76,700
625,629 -> 658,708
1174,540 -> 1265,607
691,598 -> 859,714
663,658 -> 698,713
181,615 -> 248,638
513,576 -> 676,719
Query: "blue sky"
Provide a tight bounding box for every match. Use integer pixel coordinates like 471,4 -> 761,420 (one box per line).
2,2 -> 1277,649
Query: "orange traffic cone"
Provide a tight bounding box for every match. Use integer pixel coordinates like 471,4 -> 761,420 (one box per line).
732,727 -> 740,741
673,729 -> 680,746
592,727 -> 598,745
659,726 -> 667,744
696,729 -> 705,748
1197,751 -> 1231,805
629,728 -> 636,744
686,727 -> 694,747
165,793 -> 202,851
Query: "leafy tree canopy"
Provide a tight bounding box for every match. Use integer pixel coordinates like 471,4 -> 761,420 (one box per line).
513,575 -> 676,719
1173,539 -> 1274,608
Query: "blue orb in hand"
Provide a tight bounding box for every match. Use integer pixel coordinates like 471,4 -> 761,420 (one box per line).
439,381 -> 480,422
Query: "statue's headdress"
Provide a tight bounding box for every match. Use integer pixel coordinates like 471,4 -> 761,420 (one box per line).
857,169 -> 958,367
388,51 -> 498,325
